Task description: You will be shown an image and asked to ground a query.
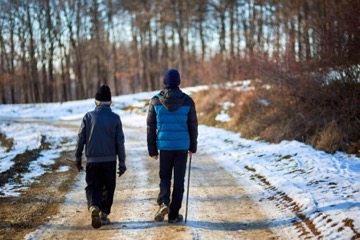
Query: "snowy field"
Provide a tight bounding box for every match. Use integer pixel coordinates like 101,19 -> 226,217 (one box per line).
0,85 -> 359,239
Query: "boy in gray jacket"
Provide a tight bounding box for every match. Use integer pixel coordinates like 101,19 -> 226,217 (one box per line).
75,84 -> 126,229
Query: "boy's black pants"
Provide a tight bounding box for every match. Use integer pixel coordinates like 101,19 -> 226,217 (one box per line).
85,161 -> 116,214
157,150 -> 188,220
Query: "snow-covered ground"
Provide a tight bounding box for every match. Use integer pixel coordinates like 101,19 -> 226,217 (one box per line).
0,86 -> 359,239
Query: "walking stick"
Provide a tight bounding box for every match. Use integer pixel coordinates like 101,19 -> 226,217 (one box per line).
185,154 -> 192,223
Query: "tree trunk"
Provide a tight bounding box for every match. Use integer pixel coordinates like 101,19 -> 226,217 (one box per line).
46,0 -> 55,102
27,5 -> 39,102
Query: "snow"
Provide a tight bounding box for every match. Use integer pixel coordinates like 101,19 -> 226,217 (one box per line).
0,85 -> 359,239
215,101 -> 235,122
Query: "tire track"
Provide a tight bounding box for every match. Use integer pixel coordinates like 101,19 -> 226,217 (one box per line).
244,165 -> 360,239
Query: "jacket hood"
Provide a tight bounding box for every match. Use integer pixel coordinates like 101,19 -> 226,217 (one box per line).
158,88 -> 187,111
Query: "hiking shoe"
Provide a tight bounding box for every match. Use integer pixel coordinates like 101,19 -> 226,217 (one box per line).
100,212 -> 111,225
89,206 -> 101,229
154,203 -> 169,222
168,214 -> 183,223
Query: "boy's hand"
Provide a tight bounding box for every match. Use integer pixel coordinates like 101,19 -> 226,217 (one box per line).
75,162 -> 83,172
118,165 -> 127,177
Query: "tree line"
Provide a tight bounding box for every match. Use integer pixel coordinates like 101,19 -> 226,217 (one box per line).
0,0 -> 359,103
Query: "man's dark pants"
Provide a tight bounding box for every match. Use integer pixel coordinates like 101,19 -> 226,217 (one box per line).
85,161 -> 116,214
157,150 -> 188,220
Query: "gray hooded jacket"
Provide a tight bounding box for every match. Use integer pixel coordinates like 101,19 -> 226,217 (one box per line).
75,105 -> 126,167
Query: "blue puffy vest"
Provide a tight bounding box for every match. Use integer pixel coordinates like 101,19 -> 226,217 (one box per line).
154,104 -> 191,150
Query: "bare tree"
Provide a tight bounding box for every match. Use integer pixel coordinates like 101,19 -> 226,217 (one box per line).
0,0 -> 359,103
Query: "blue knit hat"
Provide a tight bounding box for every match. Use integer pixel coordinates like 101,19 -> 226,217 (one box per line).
163,69 -> 181,87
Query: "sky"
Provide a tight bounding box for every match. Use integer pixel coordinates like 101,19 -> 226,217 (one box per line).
0,85 -> 359,239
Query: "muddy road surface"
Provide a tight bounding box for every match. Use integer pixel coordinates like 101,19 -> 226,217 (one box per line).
3,122 -> 303,240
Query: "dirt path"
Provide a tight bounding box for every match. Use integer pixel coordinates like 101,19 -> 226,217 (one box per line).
19,123 -> 301,240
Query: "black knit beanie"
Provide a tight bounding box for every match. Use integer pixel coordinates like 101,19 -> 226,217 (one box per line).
95,84 -> 111,101
163,69 -> 181,87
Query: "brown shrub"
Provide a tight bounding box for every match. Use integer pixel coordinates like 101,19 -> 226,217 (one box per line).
193,61 -> 360,154
0,132 -> 14,152
310,121 -> 346,153
228,90 -> 265,138
191,89 -> 223,127
248,57 -> 360,153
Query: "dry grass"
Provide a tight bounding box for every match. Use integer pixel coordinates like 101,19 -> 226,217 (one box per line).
192,63 -> 360,154
310,121 -> 346,153
192,89 -> 227,128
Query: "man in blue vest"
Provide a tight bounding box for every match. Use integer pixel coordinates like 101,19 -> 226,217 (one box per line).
147,69 -> 198,223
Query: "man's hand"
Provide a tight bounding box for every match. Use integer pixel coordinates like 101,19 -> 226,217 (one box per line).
118,165 -> 127,177
151,155 -> 158,160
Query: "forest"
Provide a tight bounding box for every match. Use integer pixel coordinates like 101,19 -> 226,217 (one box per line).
0,0 -> 358,103
0,0 -> 359,153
